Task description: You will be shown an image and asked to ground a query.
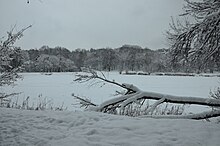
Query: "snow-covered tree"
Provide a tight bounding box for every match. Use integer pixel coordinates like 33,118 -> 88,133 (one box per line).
34,54 -> 76,72
0,25 -> 31,86
0,25 -> 31,100
167,0 -> 220,72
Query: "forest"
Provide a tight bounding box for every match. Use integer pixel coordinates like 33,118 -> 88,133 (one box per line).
8,44 -> 219,74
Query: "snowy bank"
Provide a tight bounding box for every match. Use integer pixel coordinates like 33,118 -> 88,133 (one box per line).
1,108 -> 220,146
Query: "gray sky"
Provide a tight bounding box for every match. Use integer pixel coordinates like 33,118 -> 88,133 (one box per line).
0,0 -> 185,50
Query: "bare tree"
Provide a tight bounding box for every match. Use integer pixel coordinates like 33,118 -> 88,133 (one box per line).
167,0 -> 220,72
74,69 -> 220,120
101,48 -> 118,71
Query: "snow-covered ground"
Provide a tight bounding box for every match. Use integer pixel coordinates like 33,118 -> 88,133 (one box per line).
1,108 -> 220,146
1,72 -> 219,111
1,72 -> 220,146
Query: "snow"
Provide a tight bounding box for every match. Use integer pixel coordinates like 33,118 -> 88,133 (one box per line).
1,107 -> 220,146
1,72 -> 219,112
1,72 -> 220,145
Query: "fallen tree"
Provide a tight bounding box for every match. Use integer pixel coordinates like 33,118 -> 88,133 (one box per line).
74,70 -> 220,120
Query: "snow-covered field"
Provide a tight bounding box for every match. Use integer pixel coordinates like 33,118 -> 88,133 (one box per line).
1,108 -> 220,146
1,72 -> 219,111
1,72 -> 220,146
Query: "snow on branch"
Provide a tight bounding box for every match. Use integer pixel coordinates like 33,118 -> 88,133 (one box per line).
0,68 -> 21,86
74,69 -> 220,120
0,25 -> 31,86
167,0 -> 220,70
72,94 -> 97,108
74,69 -> 137,92
93,90 -> 220,112
145,97 -> 166,115
2,25 -> 32,48
0,25 -> 31,106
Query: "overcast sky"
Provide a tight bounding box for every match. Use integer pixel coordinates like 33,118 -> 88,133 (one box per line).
0,0 -> 185,50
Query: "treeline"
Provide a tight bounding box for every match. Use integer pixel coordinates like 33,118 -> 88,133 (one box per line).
18,45 -> 169,73
14,44 -> 218,73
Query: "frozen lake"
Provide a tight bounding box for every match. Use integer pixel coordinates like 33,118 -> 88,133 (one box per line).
1,72 -> 219,111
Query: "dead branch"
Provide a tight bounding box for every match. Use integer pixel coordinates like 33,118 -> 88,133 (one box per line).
2,25 -> 32,48
0,92 -> 20,99
94,86 -> 220,112
74,69 -> 136,92
74,70 -> 220,120
145,97 -> 166,115
72,94 -> 97,108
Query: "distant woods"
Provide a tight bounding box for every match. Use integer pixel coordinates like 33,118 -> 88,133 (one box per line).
17,44 -> 218,73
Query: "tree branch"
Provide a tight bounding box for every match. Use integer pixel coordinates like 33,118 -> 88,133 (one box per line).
74,69 -> 220,120
145,97 -> 166,115
72,94 -> 97,108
